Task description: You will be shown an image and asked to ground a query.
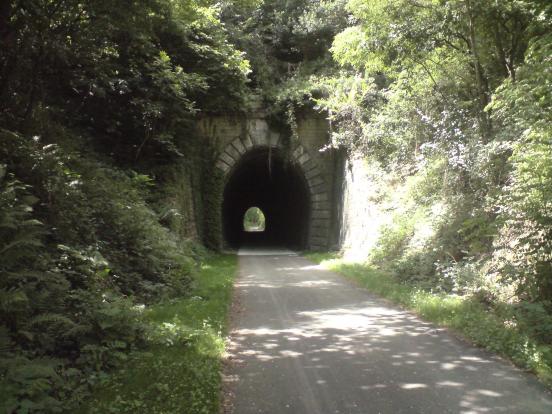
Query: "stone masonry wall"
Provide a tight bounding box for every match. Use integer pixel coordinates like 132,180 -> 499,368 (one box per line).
196,109 -> 336,250
337,156 -> 390,261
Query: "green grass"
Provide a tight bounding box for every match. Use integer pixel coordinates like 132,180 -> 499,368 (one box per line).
84,254 -> 237,414
305,252 -> 552,388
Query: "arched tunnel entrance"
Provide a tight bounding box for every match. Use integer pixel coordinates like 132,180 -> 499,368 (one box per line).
222,148 -> 311,249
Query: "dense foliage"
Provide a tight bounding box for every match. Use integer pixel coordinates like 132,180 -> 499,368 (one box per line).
230,0 -> 552,377
1,0 -> 251,161
84,254 -> 237,414
221,0 -> 350,130
0,0 -> 250,411
315,0 -> 552,343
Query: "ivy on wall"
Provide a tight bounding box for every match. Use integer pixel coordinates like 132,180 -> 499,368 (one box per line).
201,146 -> 225,251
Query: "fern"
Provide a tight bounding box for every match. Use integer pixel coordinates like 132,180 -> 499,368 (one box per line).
0,288 -> 29,313
27,313 -> 77,332
0,129 -> 199,411
0,356 -> 65,414
0,176 -> 44,271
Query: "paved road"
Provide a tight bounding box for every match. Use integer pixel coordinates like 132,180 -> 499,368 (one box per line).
224,249 -> 552,414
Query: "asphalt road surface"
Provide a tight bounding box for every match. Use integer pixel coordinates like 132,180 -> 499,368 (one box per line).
224,248 -> 552,414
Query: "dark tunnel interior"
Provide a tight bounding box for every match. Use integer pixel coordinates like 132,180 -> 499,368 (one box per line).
222,148 -> 311,249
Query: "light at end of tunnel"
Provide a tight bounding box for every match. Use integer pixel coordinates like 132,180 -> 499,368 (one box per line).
243,206 -> 266,232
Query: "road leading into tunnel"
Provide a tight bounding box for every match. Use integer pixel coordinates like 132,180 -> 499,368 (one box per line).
223,248 -> 552,414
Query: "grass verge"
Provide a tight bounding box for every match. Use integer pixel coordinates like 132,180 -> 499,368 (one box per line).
305,252 -> 552,388
84,254 -> 237,414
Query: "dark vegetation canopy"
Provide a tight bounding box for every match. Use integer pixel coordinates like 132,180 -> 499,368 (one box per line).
1,0 -> 552,412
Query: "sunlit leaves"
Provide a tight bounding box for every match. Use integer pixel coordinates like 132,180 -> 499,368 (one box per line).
331,26 -> 382,71
324,0 -> 552,305
488,32 -> 552,300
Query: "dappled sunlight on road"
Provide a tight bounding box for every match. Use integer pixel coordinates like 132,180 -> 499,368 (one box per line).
225,254 -> 552,414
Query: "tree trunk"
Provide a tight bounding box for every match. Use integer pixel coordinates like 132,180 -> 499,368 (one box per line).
465,0 -> 492,140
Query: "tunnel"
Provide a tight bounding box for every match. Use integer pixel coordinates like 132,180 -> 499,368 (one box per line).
222,147 -> 311,249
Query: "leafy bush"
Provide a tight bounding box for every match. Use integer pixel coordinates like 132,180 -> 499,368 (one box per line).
0,129 -> 201,412
320,0 -> 552,309
490,32 -> 552,303
0,0 -> 251,411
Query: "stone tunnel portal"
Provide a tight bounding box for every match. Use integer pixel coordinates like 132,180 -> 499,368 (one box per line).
222,148 -> 311,249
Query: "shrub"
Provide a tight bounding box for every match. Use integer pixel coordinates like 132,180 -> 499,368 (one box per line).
0,129 -> 200,411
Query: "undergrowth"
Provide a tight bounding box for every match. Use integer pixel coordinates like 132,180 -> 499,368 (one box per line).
83,254 -> 237,414
0,129 -> 201,413
305,252 -> 552,388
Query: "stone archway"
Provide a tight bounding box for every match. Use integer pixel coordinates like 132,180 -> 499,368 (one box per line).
214,119 -> 331,250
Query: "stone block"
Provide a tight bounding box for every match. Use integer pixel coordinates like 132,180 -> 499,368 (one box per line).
251,131 -> 268,146
302,159 -> 318,174
220,152 -> 235,167
305,168 -> 320,181
248,119 -> 269,146
225,144 -> 240,160
298,152 -> 311,165
312,210 -> 331,220
311,201 -> 330,211
310,236 -> 328,247
292,145 -> 304,160
216,158 -> 231,171
311,218 -> 330,229
310,183 -> 326,194
309,176 -> 324,188
310,227 -> 329,238
311,192 -> 329,202
243,134 -> 254,149
269,131 -> 280,147
232,138 -> 246,155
